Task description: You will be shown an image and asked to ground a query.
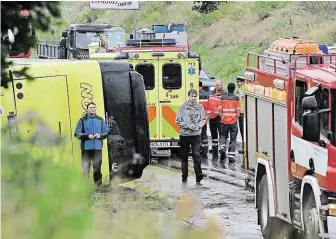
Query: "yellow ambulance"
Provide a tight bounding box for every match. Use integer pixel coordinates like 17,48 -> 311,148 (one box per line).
89,24 -> 201,157
1,59 -> 150,184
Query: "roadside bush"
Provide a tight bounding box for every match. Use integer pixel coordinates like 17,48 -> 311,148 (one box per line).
251,1 -> 291,21
298,1 -> 336,14
1,133 -> 94,239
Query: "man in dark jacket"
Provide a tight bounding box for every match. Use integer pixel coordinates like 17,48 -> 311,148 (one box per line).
75,102 -> 109,186
209,80 -> 227,161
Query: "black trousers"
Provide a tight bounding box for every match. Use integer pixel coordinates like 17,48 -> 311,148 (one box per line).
238,113 -> 244,142
200,123 -> 208,157
82,150 -> 102,186
209,116 -> 221,152
179,135 -> 202,179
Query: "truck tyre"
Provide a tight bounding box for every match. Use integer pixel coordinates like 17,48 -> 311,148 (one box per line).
303,191 -> 319,239
258,174 -> 287,239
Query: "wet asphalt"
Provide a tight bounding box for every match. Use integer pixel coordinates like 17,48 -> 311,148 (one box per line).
127,154 -> 263,239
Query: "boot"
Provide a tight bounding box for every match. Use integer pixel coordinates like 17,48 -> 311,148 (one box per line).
218,145 -> 226,161
200,146 -> 208,159
212,146 -> 219,161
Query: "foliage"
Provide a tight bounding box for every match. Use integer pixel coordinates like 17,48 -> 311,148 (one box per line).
192,1 -> 221,14
250,1 -> 291,21
297,1 -> 336,14
1,1 -> 61,88
1,135 -> 94,239
81,9 -> 105,24
193,44 -> 264,84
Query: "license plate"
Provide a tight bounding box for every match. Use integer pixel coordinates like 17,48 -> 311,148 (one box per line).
150,141 -> 171,147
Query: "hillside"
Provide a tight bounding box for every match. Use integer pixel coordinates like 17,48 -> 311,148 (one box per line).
38,1 -> 336,83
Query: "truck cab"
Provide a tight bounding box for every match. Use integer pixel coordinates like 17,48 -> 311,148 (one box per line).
1,59 -> 150,184
37,24 -> 113,60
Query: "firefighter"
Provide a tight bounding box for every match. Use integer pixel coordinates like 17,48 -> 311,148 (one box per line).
209,80 -> 227,161
74,102 -> 109,186
176,89 -> 206,184
219,83 -> 240,167
198,81 -> 209,162
236,76 -> 245,154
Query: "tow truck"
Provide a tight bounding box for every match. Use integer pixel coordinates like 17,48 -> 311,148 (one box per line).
243,38 -> 336,238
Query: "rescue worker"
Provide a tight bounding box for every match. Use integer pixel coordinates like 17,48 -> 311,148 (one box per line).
198,81 -> 209,162
219,83 -> 241,167
236,76 -> 245,154
74,102 -> 109,186
176,89 -> 206,184
209,80 -> 227,161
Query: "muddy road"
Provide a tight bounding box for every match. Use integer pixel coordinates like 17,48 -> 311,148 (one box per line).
114,158 -> 263,239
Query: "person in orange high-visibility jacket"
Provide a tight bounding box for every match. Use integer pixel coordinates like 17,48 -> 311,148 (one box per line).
219,83 -> 240,166
199,81 -> 209,162
209,80 -> 227,161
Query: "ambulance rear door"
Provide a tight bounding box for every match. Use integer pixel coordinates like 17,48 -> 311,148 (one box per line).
133,58 -> 160,141
158,56 -> 187,144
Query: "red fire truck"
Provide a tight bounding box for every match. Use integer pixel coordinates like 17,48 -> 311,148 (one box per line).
243,38 -> 336,238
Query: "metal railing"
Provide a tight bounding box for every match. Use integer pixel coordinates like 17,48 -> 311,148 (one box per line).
246,53 -> 291,77
293,54 -> 336,70
246,53 -> 336,78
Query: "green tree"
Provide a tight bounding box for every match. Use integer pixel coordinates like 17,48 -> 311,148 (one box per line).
192,1 -> 221,14
1,1 -> 61,88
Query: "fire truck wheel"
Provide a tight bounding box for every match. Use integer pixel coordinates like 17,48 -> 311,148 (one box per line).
258,174 -> 286,239
303,192 -> 319,239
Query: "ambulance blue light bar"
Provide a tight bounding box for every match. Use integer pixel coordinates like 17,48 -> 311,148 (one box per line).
126,39 -> 177,47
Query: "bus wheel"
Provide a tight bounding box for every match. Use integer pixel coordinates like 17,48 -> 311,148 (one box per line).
303,192 -> 319,239
258,174 -> 286,239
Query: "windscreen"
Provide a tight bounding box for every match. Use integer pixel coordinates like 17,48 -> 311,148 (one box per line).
75,32 -> 101,49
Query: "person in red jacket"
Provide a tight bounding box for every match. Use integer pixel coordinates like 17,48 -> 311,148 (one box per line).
208,80 -> 226,162
219,83 -> 240,167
